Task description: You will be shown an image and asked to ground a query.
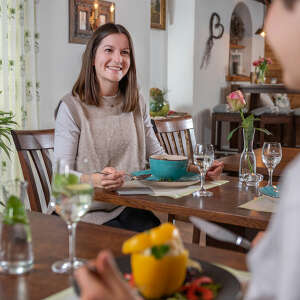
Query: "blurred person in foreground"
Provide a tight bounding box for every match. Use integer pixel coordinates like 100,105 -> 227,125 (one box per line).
75,0 -> 300,298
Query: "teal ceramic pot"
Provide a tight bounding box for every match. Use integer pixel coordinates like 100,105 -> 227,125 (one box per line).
149,155 -> 188,180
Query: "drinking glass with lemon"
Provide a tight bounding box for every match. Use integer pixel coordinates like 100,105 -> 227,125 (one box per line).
51,159 -> 93,274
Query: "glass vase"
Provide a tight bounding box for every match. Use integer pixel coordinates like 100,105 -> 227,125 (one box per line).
256,69 -> 266,84
239,128 -> 256,183
0,180 -> 34,274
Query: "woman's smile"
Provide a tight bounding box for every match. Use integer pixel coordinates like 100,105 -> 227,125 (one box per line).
94,33 -> 130,89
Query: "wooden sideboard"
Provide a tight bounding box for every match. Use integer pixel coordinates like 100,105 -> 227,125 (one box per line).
231,83 -> 300,110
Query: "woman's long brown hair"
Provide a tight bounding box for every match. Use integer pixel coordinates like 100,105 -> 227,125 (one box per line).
72,23 -> 139,112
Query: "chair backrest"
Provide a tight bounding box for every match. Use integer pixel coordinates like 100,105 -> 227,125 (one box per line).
11,129 -> 54,212
154,116 -> 196,160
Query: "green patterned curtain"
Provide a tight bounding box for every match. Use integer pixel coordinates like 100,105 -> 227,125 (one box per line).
0,0 -> 40,180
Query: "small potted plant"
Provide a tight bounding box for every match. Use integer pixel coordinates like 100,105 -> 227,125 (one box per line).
149,88 -> 169,117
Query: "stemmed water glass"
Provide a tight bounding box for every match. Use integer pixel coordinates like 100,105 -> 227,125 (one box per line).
193,144 -> 214,197
51,159 -> 94,274
262,142 -> 282,188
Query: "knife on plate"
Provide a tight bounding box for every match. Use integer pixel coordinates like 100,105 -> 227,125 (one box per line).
190,216 -> 251,250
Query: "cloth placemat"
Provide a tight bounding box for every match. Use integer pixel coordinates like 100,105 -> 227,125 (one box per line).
42,287 -> 78,300
239,195 -> 279,213
120,180 -> 229,199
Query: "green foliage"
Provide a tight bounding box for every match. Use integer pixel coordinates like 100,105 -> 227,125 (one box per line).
227,109 -> 272,142
3,195 -> 28,225
52,173 -> 80,197
0,111 -> 17,158
151,244 -> 170,259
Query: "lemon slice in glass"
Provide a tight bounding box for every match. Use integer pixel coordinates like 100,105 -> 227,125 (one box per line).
65,183 -> 93,194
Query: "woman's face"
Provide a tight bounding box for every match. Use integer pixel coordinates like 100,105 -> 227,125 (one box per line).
265,0 -> 300,89
94,33 -> 131,88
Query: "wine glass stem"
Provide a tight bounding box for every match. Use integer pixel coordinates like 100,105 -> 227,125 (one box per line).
268,168 -> 273,186
68,222 -> 77,269
199,172 -> 206,192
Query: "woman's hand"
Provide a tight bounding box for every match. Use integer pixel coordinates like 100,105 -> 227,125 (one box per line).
75,251 -> 140,300
188,160 -> 224,180
206,160 -> 224,180
81,167 -> 125,191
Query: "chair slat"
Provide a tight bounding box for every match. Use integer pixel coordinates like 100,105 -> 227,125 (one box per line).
17,150 -> 42,212
41,149 -> 53,182
177,131 -> 185,156
160,132 -> 172,154
30,150 -> 51,207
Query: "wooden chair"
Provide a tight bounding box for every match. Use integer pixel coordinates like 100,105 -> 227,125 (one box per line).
154,116 -> 201,243
11,129 -> 54,212
154,115 -> 196,161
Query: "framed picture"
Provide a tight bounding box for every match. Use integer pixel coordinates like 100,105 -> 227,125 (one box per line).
230,51 -> 243,75
69,0 -> 115,44
151,0 -> 166,30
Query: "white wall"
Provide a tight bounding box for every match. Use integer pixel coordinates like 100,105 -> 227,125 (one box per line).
150,0 -> 264,143
150,29 -> 168,90
37,0 -> 150,129
193,0 -> 264,143
167,0 -> 196,113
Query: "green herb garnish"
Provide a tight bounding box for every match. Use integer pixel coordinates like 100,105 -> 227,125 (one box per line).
3,195 -> 28,225
52,173 -> 79,197
151,244 -> 170,259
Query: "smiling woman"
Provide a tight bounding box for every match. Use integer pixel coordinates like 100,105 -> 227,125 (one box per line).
54,23 -> 164,231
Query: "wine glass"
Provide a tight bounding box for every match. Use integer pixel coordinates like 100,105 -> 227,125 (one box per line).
193,144 -> 214,197
262,142 -> 282,188
51,159 -> 94,274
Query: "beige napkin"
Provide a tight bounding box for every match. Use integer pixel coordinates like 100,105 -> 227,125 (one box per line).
239,195 -> 279,213
121,180 -> 229,199
42,288 -> 78,300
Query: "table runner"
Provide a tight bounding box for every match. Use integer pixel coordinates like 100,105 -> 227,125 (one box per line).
119,180 -> 229,199
239,195 -> 279,213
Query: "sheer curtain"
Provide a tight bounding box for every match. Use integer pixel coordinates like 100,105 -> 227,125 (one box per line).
0,0 -> 40,180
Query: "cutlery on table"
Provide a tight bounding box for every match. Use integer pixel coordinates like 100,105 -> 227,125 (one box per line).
190,216 -> 251,250
97,172 -> 151,181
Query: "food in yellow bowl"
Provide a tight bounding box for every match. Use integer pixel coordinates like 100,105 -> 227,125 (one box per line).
122,223 -> 188,299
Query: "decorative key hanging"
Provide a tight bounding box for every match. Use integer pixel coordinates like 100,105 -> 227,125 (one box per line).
200,13 -> 224,69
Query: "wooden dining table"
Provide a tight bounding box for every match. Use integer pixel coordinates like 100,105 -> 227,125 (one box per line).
220,147 -> 300,177
0,212 -> 247,300
94,175 -> 271,230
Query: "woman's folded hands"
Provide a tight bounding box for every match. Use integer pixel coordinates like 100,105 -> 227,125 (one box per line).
81,167 -> 125,191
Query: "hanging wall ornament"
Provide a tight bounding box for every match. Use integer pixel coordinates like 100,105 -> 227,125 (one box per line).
200,13 -> 224,69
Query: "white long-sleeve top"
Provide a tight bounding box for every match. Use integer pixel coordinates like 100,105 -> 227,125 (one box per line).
245,154 -> 300,300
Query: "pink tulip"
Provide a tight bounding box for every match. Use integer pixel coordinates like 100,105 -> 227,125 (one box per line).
226,90 -> 246,112
266,58 -> 272,64
253,60 -> 259,67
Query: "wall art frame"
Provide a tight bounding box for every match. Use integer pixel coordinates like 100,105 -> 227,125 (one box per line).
151,0 -> 166,30
69,0 -> 115,44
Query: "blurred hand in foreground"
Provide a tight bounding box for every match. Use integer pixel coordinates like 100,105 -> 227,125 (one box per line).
75,250 -> 140,300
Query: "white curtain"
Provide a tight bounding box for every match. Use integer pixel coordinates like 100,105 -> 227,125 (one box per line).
0,0 -> 40,180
